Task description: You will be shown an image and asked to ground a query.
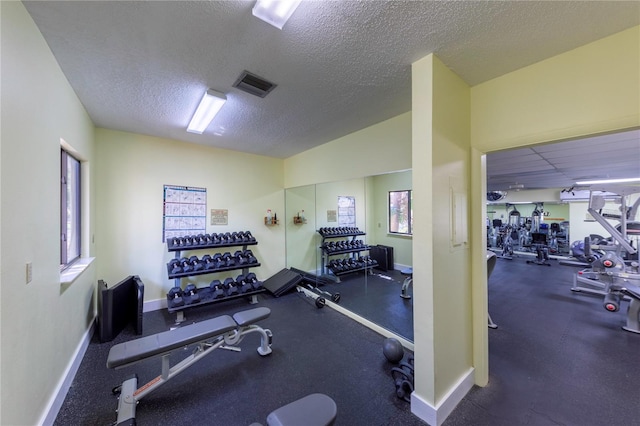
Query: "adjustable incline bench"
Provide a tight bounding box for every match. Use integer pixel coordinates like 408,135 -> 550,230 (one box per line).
107,307 -> 273,425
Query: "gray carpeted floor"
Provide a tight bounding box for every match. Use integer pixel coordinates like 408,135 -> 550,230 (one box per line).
55,257 -> 640,425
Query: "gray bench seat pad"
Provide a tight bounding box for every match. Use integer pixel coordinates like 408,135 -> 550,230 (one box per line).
267,393 -> 337,426
233,307 -> 271,326
107,315 -> 237,369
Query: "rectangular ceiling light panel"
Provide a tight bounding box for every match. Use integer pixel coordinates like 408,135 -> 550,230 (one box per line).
252,0 -> 302,29
187,89 -> 226,134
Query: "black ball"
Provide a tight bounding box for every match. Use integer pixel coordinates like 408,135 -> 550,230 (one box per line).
383,337 -> 404,363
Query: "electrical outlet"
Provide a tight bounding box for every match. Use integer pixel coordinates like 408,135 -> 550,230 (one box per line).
26,262 -> 33,284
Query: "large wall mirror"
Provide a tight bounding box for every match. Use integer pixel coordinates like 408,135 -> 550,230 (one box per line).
285,170 -> 413,341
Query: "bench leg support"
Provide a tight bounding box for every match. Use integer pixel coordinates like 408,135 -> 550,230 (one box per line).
115,376 -> 138,426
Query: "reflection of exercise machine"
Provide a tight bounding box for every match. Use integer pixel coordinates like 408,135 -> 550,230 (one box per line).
400,268 -> 412,299
487,251 -> 498,329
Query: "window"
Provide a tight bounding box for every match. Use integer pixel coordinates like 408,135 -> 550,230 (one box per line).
389,190 -> 413,235
61,149 -> 81,268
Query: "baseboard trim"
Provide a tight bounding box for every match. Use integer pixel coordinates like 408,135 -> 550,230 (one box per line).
410,367 -> 474,426
39,321 -> 95,426
143,297 -> 167,312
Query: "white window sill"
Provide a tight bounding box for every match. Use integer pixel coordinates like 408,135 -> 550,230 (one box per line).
60,257 -> 95,285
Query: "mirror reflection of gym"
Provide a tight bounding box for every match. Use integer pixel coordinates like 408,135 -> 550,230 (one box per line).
284,170 -> 413,342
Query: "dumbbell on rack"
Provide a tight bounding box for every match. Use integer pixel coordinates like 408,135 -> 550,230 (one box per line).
245,273 -> 263,290
183,283 -> 200,304
209,279 -> 226,299
224,277 -> 239,296
189,256 -> 204,272
167,287 -> 184,307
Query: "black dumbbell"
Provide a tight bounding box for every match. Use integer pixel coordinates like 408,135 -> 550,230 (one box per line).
190,255 -> 204,272
244,231 -> 256,242
210,233 -> 220,244
246,273 -> 263,290
168,259 -> 182,274
233,250 -> 248,265
178,257 -> 192,273
224,277 -> 239,296
236,274 -> 253,294
307,284 -> 341,304
222,252 -> 235,267
201,254 -> 215,270
212,253 -> 225,269
296,287 -> 326,308
209,280 -> 225,299
183,283 -> 200,304
167,287 -> 184,307
243,250 -> 257,264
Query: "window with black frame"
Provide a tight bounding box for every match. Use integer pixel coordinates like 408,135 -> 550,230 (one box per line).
389,190 -> 412,235
61,148 -> 81,268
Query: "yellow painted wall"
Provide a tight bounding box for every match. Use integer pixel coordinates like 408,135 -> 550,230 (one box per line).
1,2 -> 96,424
284,112 -> 412,188
471,26 -> 640,152
284,185 -> 317,273
95,129 -> 286,302
412,54 -> 473,408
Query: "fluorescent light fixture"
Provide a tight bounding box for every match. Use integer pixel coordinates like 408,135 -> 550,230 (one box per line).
252,0 -> 302,29
575,177 -> 640,185
187,89 -> 226,134
508,202 -> 534,205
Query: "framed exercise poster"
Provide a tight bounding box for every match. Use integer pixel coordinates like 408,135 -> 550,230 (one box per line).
337,196 -> 356,227
162,185 -> 207,242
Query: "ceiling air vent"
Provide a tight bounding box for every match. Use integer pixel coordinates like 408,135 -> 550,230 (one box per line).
233,70 -> 277,98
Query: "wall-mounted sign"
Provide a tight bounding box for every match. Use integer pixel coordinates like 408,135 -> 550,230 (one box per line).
211,209 -> 228,225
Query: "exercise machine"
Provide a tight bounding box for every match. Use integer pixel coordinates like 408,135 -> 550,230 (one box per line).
107,307 -> 273,425
569,187 -> 640,331
603,283 -> 640,334
526,232 -> 551,266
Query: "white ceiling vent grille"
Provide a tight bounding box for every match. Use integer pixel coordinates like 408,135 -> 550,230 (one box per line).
233,70 -> 277,98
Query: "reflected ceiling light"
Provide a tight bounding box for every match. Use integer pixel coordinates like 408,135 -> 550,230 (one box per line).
576,177 -> 640,185
187,89 -> 227,134
252,0 -> 302,29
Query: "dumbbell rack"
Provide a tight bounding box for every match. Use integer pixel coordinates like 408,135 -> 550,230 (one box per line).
318,227 -> 377,283
166,232 -> 265,322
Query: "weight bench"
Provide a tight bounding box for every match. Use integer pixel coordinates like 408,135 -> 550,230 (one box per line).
107,307 -> 273,425
251,393 -> 337,426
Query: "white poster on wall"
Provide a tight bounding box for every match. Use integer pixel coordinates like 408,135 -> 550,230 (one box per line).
162,185 -> 207,242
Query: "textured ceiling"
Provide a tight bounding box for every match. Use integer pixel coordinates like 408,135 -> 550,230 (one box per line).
23,1 -> 640,160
